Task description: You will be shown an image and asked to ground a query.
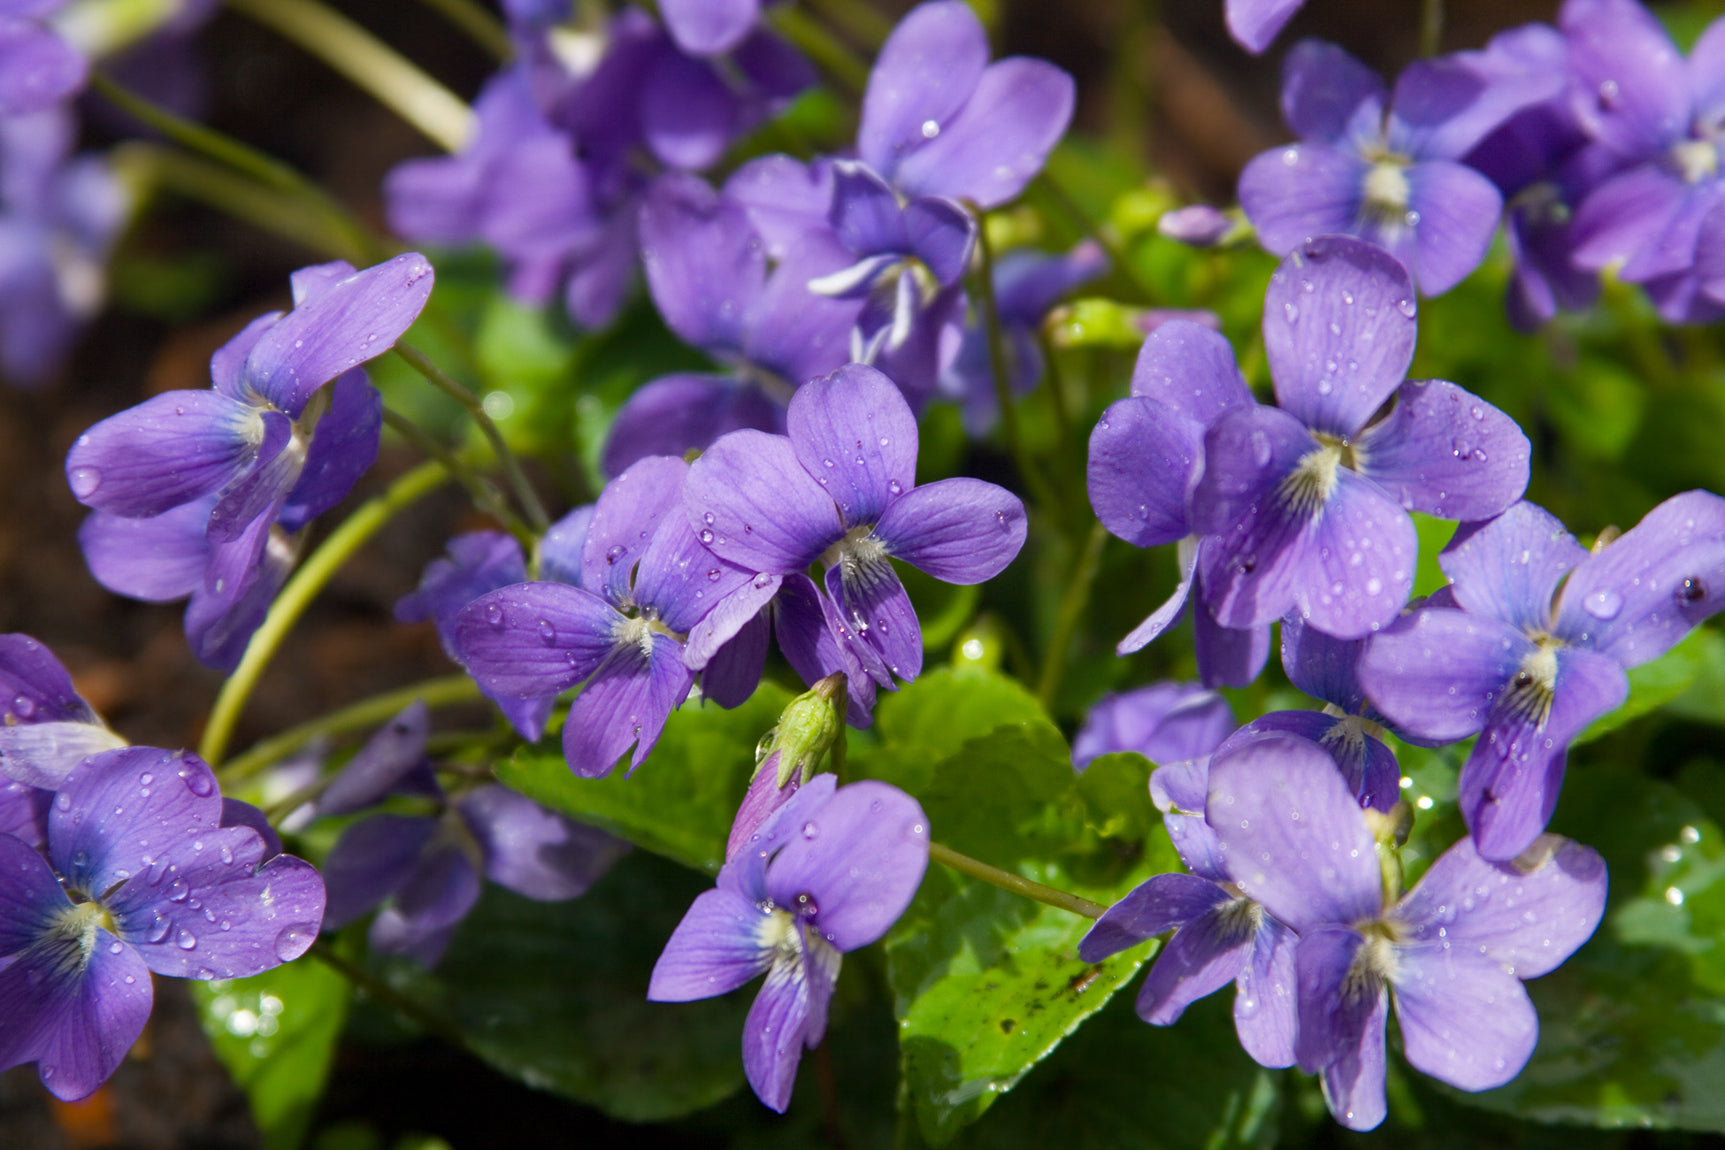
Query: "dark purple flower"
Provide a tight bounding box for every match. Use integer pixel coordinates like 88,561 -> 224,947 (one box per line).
0,632 -> 125,789
66,255 -> 432,668
1189,236 -> 1529,639
0,5 -> 85,115
649,774 -> 929,1111
1562,0 -> 1725,322
0,747 -> 326,1100
1361,492 -> 1725,860
1071,681 -> 1235,771
455,456 -> 770,777
1207,733 -> 1606,1130
683,363 -> 1027,715
1239,39 -> 1558,294
857,1 -> 1073,209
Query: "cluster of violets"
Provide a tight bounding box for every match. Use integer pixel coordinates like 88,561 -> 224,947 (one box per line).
20,0 -> 1725,1133
1218,0 -> 1725,327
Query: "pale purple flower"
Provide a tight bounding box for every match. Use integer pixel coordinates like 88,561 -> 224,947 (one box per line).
1207,732 -> 1606,1130
1188,236 -> 1529,639
1360,492 -> 1725,860
1226,0 -> 1305,55
1239,39 -> 1559,294
682,363 -> 1027,716
649,774 -> 929,1111
0,633 -> 125,790
1071,681 -> 1235,771
0,747 -> 326,1100
857,1 -> 1073,209
0,3 -> 85,115
1085,319 -> 1272,685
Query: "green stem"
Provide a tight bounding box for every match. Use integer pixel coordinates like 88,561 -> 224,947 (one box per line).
1420,0 -> 1444,56
221,674 -> 484,784
929,842 -> 1107,920
804,0 -> 892,48
112,142 -> 368,264
309,942 -> 474,1049
1031,171 -> 1157,305
973,221 -> 1063,519
1035,520 -> 1108,711
414,0 -> 512,60
199,462 -> 453,768
393,342 -> 551,532
768,5 -> 869,94
225,0 -> 474,152
380,407 -> 533,542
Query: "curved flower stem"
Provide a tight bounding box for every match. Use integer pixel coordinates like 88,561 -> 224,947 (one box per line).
221,673 -> 484,785
225,0 -> 474,152
1036,520 -> 1108,711
973,221 -> 1064,520
380,407 -> 533,543
393,342 -> 551,533
200,461 -> 454,769
768,5 -> 869,94
805,0 -> 893,49
414,0 -> 511,60
1420,0 -> 1445,56
928,842 -> 1107,920
92,75 -> 380,263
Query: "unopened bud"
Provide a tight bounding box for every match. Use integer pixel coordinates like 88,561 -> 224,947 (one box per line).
759,673 -> 847,788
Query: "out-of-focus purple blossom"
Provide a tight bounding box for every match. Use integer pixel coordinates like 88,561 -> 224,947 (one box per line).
0,633 -> 126,790
683,364 -> 1027,722
0,747 -> 326,1100
319,705 -> 627,966
1561,0 -> 1725,322
1226,0 -> 1306,55
1085,319 -> 1270,686
650,774 -> 928,1111
1157,205 -> 1237,248
1071,681 -> 1235,771
1239,39 -> 1560,294
0,3 -> 84,116
67,255 -> 433,669
1080,735 -> 1298,1068
940,240 -> 1106,434
856,1 -> 1073,209
455,456 -> 771,777
0,107 -> 130,387
1361,492 -> 1725,861
1207,733 -> 1606,1131
1189,237 -> 1528,639
603,170 -> 863,476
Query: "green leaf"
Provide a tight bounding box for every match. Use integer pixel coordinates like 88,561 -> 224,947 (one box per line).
496,684 -> 792,874
1574,626 -> 1716,746
1409,512 -> 1457,599
1454,766 -> 1725,1130
377,851 -> 751,1123
1073,752 -> 1155,843
193,959 -> 351,1150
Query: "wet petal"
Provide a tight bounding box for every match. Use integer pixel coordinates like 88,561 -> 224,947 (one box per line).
1440,501 -> 1583,634
453,582 -> 620,698
685,429 -> 843,574
1078,872 -> 1229,962
582,455 -> 689,608
1358,606 -> 1530,743
1296,924 -> 1389,1130
895,57 -> 1073,207
648,886 -> 774,1001
787,363 -> 918,528
561,633 -> 695,778
1279,38 -> 1386,145
1392,946 -> 1537,1091
1354,379 -> 1529,522
66,391 -> 263,519
1088,397 -> 1203,548
858,0 -> 989,181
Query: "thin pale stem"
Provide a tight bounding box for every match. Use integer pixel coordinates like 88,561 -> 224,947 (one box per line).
199,462 -> 454,768
1420,0 -> 1444,56
380,407 -> 533,542
768,5 -> 869,94
225,0 -> 474,152
221,673 -> 484,784
929,842 -> 1107,920
973,221 -> 1063,519
1036,520 -> 1108,710
414,0 -> 511,60
393,342 -> 551,532
805,0 -> 892,48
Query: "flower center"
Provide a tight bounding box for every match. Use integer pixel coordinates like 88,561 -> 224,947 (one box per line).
1502,638 -> 1561,727
40,900 -> 116,980
1361,159 -> 1415,227
1279,434 -> 1354,517
1341,922 -> 1402,1005
1214,896 -> 1265,946
1671,139 -> 1720,186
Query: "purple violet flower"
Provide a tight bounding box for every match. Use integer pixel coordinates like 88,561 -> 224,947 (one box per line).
1360,492 -> 1725,861
1207,732 -> 1606,1130
1189,236 -> 1529,639
1071,681 -> 1235,772
1225,0 -> 1305,55
0,747 -> 326,1100
649,773 -> 929,1111
454,455 -> 770,778
66,255 -> 434,668
1238,38 -> 1558,294
1080,735 -> 1299,1069
0,3 -> 85,115
683,363 -> 1028,716
1562,0 -> 1725,322
857,2 -> 1074,210
0,632 -> 126,790
319,706 -> 627,966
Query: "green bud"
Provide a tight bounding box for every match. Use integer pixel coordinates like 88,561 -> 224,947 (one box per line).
754,673 -> 847,789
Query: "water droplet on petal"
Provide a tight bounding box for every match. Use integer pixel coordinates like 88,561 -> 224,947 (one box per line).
68,466 -> 102,498
536,619 -> 557,645
1584,588 -> 1623,620
176,928 -> 197,950
699,529 -> 715,545
801,821 -> 818,839
484,603 -> 505,628
180,767 -> 214,797
274,923 -> 317,962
